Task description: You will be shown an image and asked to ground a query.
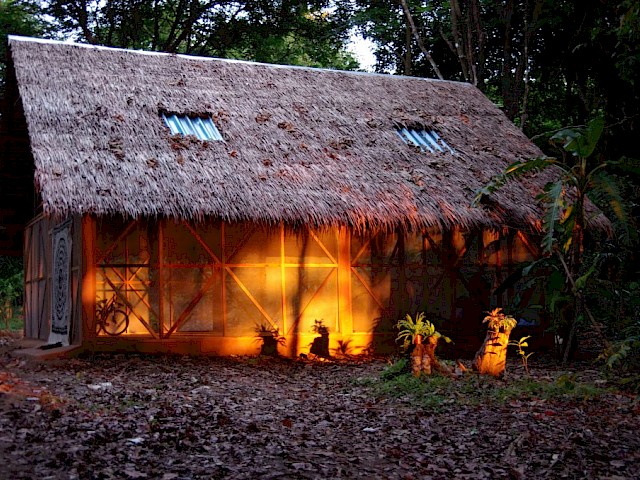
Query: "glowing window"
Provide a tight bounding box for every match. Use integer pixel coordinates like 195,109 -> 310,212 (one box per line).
397,128 -> 454,154
162,113 -> 223,141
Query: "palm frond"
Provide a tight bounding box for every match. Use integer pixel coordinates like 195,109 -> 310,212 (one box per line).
590,171 -> 637,246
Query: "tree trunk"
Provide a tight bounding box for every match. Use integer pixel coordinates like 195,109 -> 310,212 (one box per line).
404,21 -> 412,76
473,327 -> 513,377
562,195 -> 585,365
410,335 -> 451,377
411,343 -> 431,376
399,0 -> 444,79
555,247 -> 610,363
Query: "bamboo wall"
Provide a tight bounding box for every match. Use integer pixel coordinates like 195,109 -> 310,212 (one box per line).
88,217 -> 542,356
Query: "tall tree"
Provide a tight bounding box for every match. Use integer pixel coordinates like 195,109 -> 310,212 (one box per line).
0,0 -> 45,84
44,1 -> 357,69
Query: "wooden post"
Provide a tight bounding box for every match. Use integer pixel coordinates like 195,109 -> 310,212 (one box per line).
71,215 -> 83,344
157,219 -> 164,338
280,222 -> 287,334
221,221 -> 227,336
81,215 -> 96,344
337,227 -> 352,337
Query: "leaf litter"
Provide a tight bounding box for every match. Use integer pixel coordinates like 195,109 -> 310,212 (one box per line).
0,338 -> 638,479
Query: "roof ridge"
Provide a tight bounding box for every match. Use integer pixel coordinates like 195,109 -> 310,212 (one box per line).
7,35 -> 470,86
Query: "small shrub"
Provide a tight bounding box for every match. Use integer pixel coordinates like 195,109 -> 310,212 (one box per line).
509,336 -> 534,373
0,257 -> 23,331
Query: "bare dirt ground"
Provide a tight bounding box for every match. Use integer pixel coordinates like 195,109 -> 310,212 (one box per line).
1,335 -> 639,480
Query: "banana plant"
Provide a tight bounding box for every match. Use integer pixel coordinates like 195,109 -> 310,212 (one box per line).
474,117 -> 634,255
474,117 -> 637,363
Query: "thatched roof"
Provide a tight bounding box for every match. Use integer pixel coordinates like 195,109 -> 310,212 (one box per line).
5,36 -> 608,233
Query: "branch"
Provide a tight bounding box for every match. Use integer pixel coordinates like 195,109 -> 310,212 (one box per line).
75,0 -> 97,45
399,0 -> 444,80
449,0 -> 469,82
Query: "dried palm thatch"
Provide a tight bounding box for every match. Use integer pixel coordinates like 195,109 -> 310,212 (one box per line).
7,36 -> 609,234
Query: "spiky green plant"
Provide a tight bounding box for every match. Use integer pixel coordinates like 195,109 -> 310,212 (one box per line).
395,312 -> 452,349
483,308 -> 517,332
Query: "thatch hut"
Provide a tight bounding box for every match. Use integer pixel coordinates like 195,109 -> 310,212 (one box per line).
0,36 -> 608,356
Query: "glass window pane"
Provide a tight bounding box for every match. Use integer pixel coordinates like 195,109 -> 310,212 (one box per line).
162,114 -> 222,141
397,128 -> 451,154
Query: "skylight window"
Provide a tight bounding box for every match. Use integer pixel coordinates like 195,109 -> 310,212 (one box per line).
397,128 -> 454,154
162,113 -> 223,141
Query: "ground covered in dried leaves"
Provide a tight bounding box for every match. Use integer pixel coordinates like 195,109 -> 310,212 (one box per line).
1,336 -> 638,479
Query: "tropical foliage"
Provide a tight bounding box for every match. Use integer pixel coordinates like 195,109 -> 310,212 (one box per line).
509,335 -> 534,374
43,0 -> 356,69
483,308 -> 517,332
475,117 -> 638,363
395,312 -> 452,349
0,256 -> 22,329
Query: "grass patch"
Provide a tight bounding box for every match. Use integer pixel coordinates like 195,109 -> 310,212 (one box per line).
1,307 -> 24,332
4,315 -> 24,332
490,374 -> 608,403
374,372 -> 451,409
362,360 -> 610,409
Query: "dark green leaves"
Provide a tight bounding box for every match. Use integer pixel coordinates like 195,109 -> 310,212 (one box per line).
472,156 -> 560,207
550,117 -> 604,159
590,171 -> 637,247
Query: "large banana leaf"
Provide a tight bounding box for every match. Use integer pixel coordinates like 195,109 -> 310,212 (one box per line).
550,117 -> 604,159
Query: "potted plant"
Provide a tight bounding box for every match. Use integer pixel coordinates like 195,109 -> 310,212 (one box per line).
473,308 -> 518,377
255,322 -> 285,357
396,312 -> 452,376
395,312 -> 451,349
309,319 -> 330,358
483,308 -> 517,333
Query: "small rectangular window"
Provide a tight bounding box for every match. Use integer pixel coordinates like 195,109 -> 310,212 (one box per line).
162,113 -> 223,141
396,128 -> 453,154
